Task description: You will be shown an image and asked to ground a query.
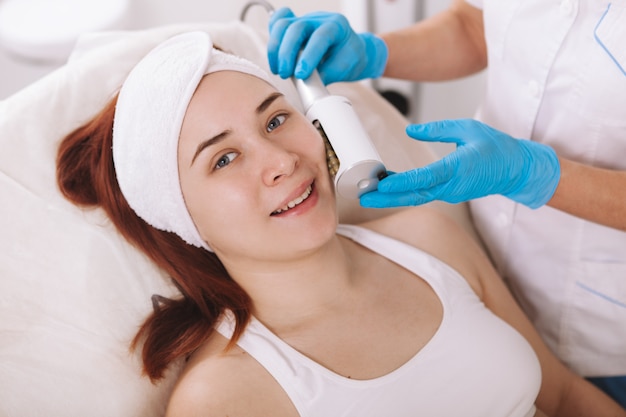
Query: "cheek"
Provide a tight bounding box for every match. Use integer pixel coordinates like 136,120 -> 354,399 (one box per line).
179,173 -> 219,238
183,180 -> 254,243
291,124 -> 335,191
296,123 -> 327,164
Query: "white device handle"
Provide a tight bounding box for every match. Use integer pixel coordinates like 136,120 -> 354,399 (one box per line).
293,71 -> 387,199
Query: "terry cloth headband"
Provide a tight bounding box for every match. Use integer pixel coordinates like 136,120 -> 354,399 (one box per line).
112,31 -> 276,251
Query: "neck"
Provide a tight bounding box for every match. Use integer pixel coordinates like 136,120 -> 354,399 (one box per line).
221,234 -> 355,330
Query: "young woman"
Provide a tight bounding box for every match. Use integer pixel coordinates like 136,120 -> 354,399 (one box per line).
56,32 -> 625,417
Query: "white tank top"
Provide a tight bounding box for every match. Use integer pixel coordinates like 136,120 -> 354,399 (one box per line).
216,224 -> 541,417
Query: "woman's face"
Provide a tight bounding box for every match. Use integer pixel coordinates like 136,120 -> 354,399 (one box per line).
178,71 -> 337,264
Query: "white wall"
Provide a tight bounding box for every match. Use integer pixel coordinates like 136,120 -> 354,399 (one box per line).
418,0 -> 486,118
0,0 -> 484,149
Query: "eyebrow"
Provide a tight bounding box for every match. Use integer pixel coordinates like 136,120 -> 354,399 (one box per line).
190,92 -> 285,166
256,91 -> 284,114
190,130 -> 231,166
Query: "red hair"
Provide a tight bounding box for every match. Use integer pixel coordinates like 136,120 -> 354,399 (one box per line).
56,94 -> 251,382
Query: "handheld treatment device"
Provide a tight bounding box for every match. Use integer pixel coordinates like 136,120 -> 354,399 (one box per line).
293,70 -> 388,199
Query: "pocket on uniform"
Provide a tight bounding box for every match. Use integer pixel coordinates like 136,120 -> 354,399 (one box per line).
594,2 -> 626,76
565,261 -> 626,375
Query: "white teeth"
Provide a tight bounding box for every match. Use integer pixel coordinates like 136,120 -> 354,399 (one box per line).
273,185 -> 312,214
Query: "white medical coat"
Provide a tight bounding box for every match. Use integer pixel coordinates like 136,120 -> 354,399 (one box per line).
465,0 -> 626,376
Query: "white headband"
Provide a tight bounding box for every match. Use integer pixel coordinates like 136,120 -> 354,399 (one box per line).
112,31 -> 276,251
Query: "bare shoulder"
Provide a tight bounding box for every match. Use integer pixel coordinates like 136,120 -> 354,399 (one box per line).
165,331 -> 298,417
360,206 -> 457,241
359,206 -> 477,261
358,206 -> 488,296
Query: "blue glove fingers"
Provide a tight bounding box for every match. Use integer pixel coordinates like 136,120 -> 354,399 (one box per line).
267,8 -> 296,75
360,190 -> 434,208
377,158 -> 457,193
295,21 -> 345,80
406,120 -> 474,145
275,20 -> 321,78
268,7 -> 295,29
405,119 -> 561,209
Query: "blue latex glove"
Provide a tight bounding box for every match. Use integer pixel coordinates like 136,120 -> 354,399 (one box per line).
360,119 -> 561,209
267,7 -> 388,84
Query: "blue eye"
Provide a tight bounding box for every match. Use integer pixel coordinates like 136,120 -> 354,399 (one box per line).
267,114 -> 286,132
215,152 -> 238,170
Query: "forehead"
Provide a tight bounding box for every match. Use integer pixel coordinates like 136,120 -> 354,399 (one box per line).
180,71 -> 276,132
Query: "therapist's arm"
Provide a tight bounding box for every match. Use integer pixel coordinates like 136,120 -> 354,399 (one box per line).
381,0 -> 487,81
548,158 -> 626,231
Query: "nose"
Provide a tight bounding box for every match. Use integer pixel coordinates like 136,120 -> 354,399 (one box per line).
259,140 -> 299,186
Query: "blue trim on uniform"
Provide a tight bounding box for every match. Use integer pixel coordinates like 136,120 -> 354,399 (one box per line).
587,375 -> 626,409
576,281 -> 626,309
594,3 -> 626,76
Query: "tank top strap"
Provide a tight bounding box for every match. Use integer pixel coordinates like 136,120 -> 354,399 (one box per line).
215,311 -> 329,416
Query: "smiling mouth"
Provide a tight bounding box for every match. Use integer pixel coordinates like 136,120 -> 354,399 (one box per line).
271,184 -> 313,215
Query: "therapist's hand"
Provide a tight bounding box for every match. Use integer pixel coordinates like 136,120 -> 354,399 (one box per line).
267,7 -> 388,84
360,119 -> 561,209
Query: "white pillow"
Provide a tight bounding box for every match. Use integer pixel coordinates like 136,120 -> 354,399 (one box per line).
0,20 -> 475,417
